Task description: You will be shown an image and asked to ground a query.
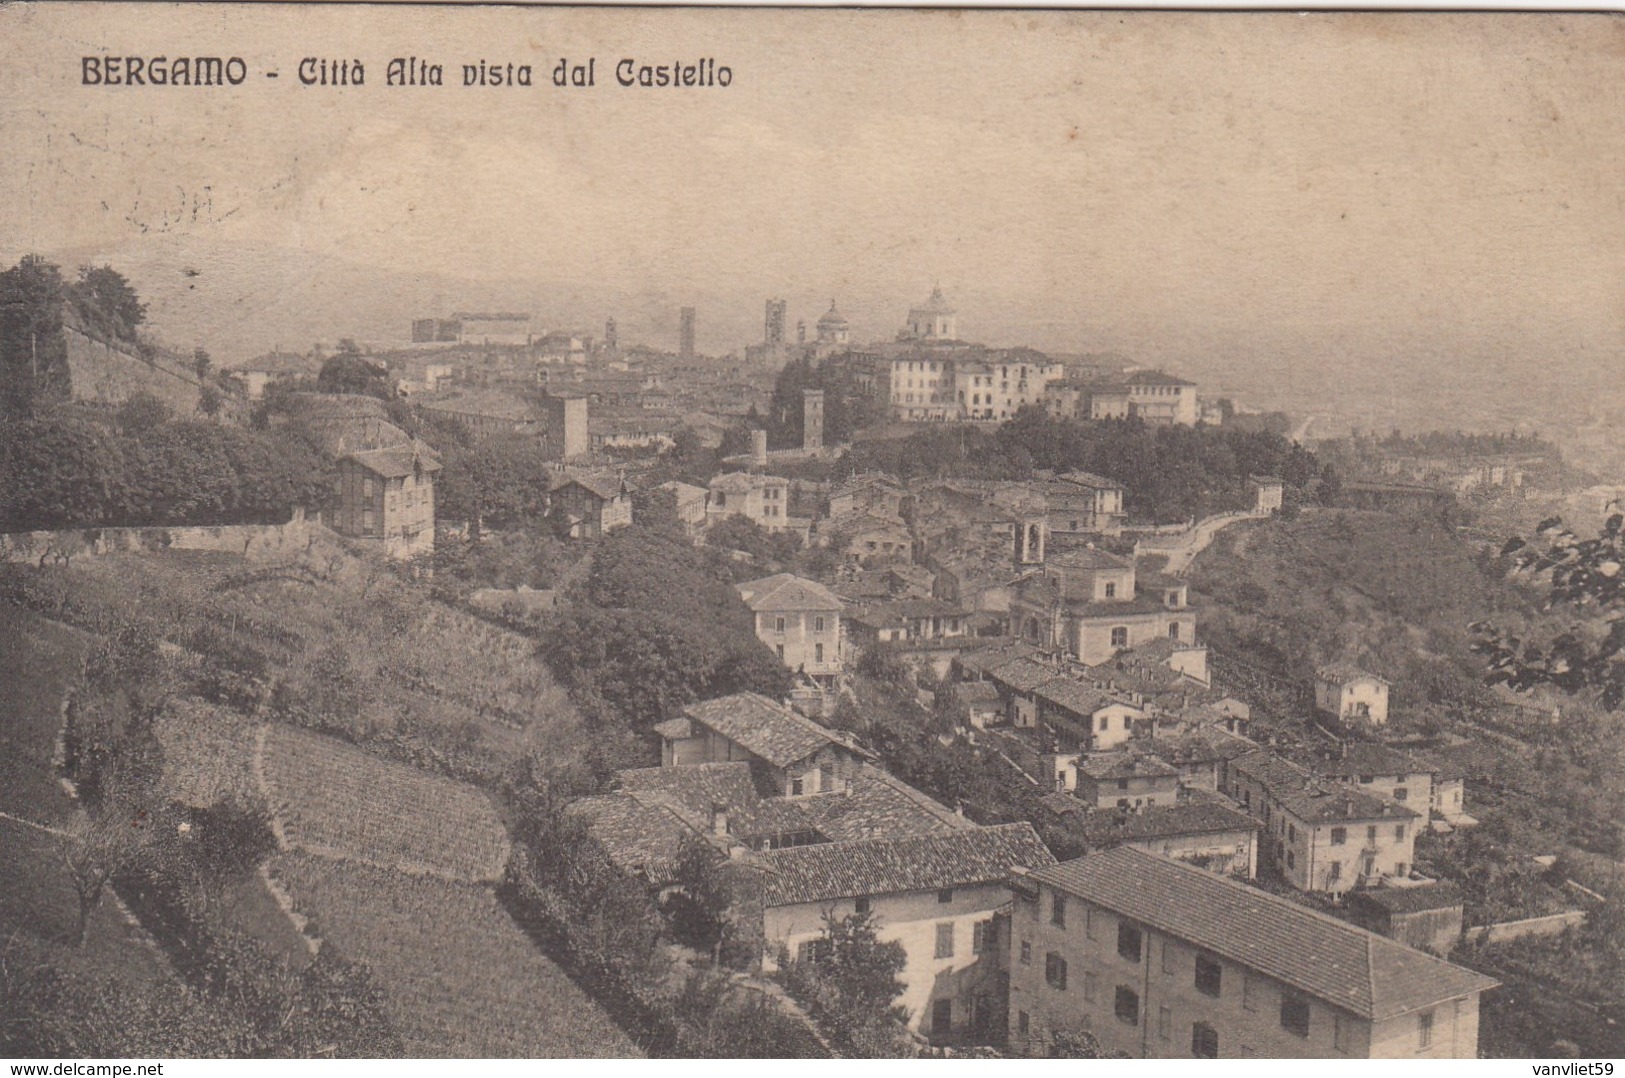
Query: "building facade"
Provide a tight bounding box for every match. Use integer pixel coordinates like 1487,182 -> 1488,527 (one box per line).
331,442 -> 440,560
1008,848 -> 1497,1058
737,573 -> 844,678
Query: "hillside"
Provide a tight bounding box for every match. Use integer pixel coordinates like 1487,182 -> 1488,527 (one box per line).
1187,508 -> 1529,723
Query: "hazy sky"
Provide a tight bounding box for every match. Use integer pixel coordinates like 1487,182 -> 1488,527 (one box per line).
2,4 -> 1621,427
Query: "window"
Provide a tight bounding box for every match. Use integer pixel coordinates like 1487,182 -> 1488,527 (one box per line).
1117,778 -> 1130,791
1051,894 -> 1066,927
1110,627 -> 1129,648
790,777 -> 803,796
1360,774 -> 1375,784
1161,940 -> 1175,974
798,938 -> 832,963
1396,862 -> 1407,877
1395,824 -> 1406,841
1098,716 -> 1109,731
854,896 -> 871,915
1191,1022 -> 1219,1058
1083,971 -> 1097,1002
1045,952 -> 1068,990
1281,991 -> 1311,1037
1288,823 -> 1297,842
1328,860 -> 1342,883
1157,1005 -> 1171,1039
1194,953 -> 1222,997
1104,582 -> 1117,598
362,477 -> 374,498
1367,825 -> 1379,843
1286,850 -> 1295,869
776,645 -> 785,660
935,923 -> 955,959
1020,940 -> 1032,965
1114,986 -> 1140,1026
931,998 -> 953,1037
1418,1010 -> 1434,1049
1331,827 -> 1347,846
814,616 -> 825,633
1334,1014 -> 1351,1054
1117,922 -> 1142,963
1169,623 -> 1181,640
1394,787 -> 1408,801
938,888 -> 954,904
1084,907 -> 1095,939
774,616 -> 786,633
1017,1011 -> 1030,1037
815,643 -> 824,663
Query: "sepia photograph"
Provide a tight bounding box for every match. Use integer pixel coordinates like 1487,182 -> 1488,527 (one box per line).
1,1 -> 1622,1063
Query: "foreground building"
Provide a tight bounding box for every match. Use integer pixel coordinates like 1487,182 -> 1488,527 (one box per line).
759,823 -> 1056,1041
332,441 -> 440,559
1008,847 -> 1497,1058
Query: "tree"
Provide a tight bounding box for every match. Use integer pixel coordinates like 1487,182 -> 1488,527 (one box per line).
661,834 -> 733,955
316,354 -> 394,399
1048,1028 -> 1127,1058
57,806 -> 147,947
70,265 -> 146,342
114,391 -> 173,436
192,347 -> 212,380
0,255 -> 71,415
1474,514 -> 1625,708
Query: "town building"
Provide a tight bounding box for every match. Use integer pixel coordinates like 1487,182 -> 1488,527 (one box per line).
227,351 -> 312,401
1029,677 -> 1145,754
1040,472 -> 1127,537
1009,548 -> 1196,665
1007,847 -> 1497,1058
1072,752 -> 1182,810
331,440 -> 440,560
1347,883 -> 1467,957
1314,665 -> 1392,726
758,823 -> 1055,1042
653,692 -> 871,797
707,471 -> 796,532
1122,369 -> 1199,426
656,479 -> 710,536
900,286 -> 959,342
1075,799 -> 1260,879
736,574 -> 844,679
548,472 -> 632,539
1225,751 -> 1420,894
1300,744 -> 1437,825
1249,475 -> 1285,515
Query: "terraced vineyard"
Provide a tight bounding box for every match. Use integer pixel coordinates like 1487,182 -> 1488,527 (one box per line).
271,853 -> 641,1058
259,725 -> 509,881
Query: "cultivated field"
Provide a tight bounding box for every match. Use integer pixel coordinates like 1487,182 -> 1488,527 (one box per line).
155,697 -> 259,808
259,724 -> 510,882
271,853 -> 641,1058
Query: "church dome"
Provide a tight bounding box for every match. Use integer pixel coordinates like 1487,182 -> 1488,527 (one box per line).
817,300 -> 848,328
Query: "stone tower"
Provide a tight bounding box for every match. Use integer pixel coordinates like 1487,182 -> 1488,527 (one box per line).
678,307 -> 696,361
1014,516 -> 1047,566
802,388 -> 825,452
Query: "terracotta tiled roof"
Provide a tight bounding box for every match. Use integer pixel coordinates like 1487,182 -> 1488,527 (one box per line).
732,764 -> 970,844
736,574 -> 843,613
1030,847 -> 1497,1020
1230,751 -> 1420,824
1348,881 -> 1465,914
1316,664 -> 1389,686
616,762 -> 759,817
1121,369 -> 1196,388
683,692 -> 865,769
755,822 -> 1054,907
987,658 -> 1058,694
1034,677 -> 1132,718
1078,801 -> 1260,846
1144,728 -> 1256,768
1079,753 -> 1180,782
1299,744 -> 1431,782
345,440 -> 442,478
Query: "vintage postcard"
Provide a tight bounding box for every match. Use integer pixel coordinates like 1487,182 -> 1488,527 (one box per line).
1,2 -> 1621,1063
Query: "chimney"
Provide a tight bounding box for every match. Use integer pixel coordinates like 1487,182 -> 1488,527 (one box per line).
710,803 -> 729,837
